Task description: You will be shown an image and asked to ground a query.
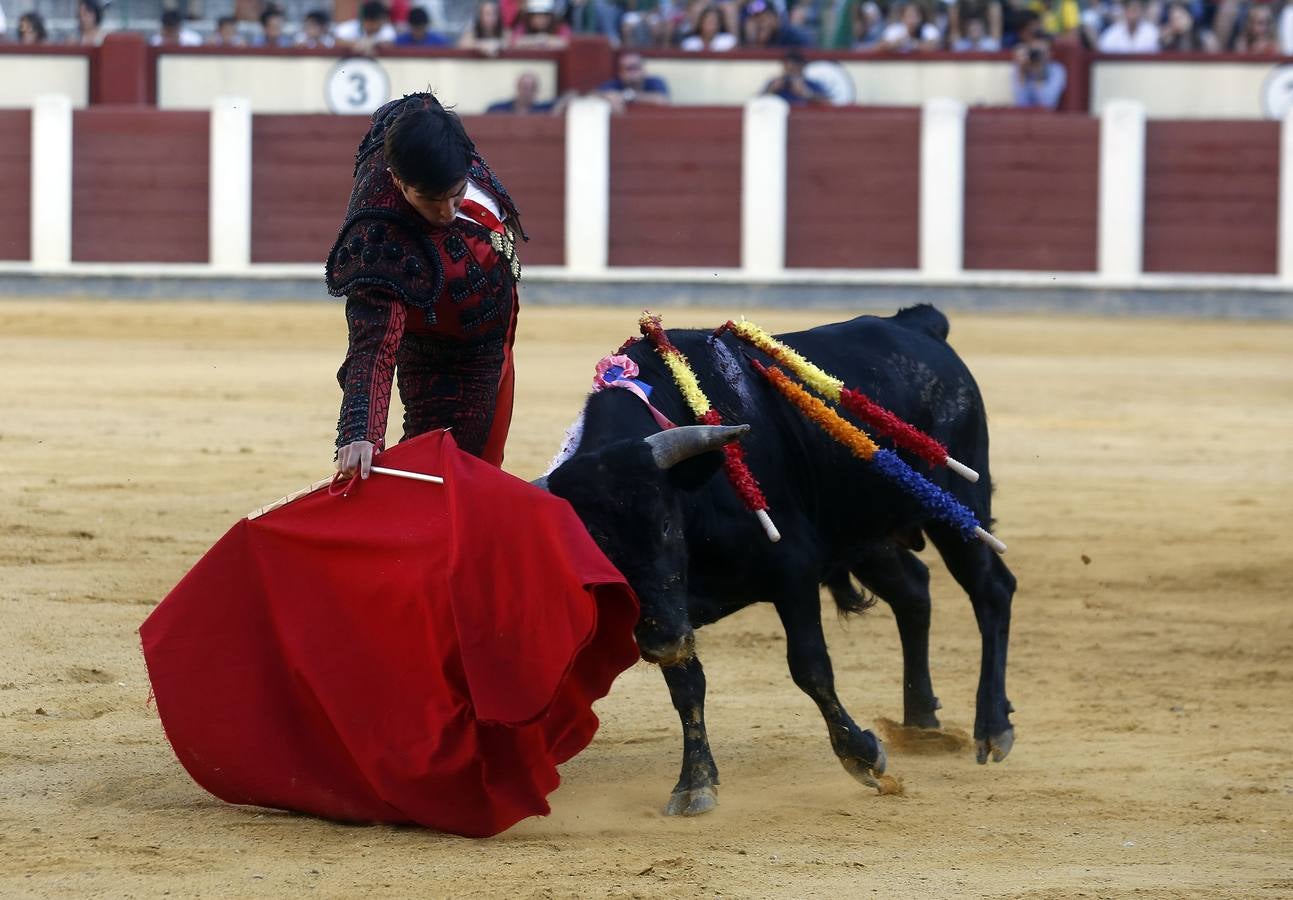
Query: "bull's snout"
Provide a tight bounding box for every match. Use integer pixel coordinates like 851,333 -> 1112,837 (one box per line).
636,628 -> 695,667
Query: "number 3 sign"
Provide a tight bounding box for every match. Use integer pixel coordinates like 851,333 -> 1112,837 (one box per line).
326,58 -> 391,115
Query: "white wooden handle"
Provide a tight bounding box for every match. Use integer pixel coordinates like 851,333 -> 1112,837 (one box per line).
974,526 -> 1006,554
755,508 -> 781,543
371,466 -> 444,485
945,456 -> 979,483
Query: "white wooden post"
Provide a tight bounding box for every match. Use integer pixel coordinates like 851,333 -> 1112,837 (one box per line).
919,97 -> 966,278
1098,99 -> 1147,282
209,97 -> 253,271
30,94 -> 73,268
564,96 -> 611,274
741,95 -> 788,277
1280,108 -> 1293,285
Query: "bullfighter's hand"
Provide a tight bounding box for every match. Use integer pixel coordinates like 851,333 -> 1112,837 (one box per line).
337,440 -> 375,479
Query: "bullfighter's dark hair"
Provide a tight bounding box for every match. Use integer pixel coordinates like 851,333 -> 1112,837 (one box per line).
383,104 -> 472,198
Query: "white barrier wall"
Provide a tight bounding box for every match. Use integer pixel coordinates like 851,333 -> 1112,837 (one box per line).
1093,60 -> 1284,119
157,56 -> 560,114
0,56 -> 90,109
646,57 -> 1014,107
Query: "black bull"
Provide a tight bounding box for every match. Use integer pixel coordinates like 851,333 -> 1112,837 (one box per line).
543,306 -> 1017,816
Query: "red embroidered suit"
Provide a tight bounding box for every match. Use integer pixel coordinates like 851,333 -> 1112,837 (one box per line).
326,94 -> 525,467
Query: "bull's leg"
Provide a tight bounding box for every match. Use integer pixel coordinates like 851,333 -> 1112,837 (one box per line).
927,524 -> 1018,764
852,546 -> 942,729
661,655 -> 719,816
775,593 -> 887,789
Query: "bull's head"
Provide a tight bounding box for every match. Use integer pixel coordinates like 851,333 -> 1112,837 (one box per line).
543,425 -> 749,666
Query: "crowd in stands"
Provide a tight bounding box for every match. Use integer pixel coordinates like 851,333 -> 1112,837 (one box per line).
0,0 -> 1288,115
3,0 -> 1293,54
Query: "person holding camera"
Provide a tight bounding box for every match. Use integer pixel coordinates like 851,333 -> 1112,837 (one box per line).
762,50 -> 832,106
1011,34 -> 1067,110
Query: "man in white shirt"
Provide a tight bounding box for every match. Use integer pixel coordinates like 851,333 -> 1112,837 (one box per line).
151,9 -> 203,46
1097,0 -> 1159,52
335,1 -> 398,53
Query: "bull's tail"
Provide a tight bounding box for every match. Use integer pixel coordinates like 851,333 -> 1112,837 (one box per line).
893,304 -> 950,341
825,569 -> 877,617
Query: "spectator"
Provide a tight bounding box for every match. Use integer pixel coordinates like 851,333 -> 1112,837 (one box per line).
566,0 -> 622,41
1006,7 -> 1043,48
18,11 -> 48,43
396,6 -> 449,44
1097,0 -> 1159,51
620,0 -> 666,47
761,49 -> 831,104
458,0 -> 505,53
598,51 -> 670,111
511,0 -> 570,47
681,4 -> 739,48
336,0 -> 397,53
949,0 -> 1004,47
1234,1 -> 1277,51
487,71 -> 570,113
952,15 -> 1002,47
1011,33 -> 1066,107
254,4 -> 292,47
210,15 -> 242,45
152,9 -> 203,46
1282,0 -> 1293,54
1158,1 -> 1218,50
76,0 -> 105,46
741,0 -> 783,47
878,1 -> 942,50
850,0 -> 887,47
297,9 -> 334,47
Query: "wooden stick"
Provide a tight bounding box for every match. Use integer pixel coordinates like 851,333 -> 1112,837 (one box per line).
974,526 -> 1007,555
244,467 -> 444,520
755,508 -> 781,543
371,466 -> 444,485
245,476 -> 334,521
945,456 -> 980,483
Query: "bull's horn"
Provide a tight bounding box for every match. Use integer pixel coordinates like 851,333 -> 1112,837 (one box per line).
645,424 -> 750,470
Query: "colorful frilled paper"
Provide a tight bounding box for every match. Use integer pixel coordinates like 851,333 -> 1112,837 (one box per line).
638,312 -> 770,519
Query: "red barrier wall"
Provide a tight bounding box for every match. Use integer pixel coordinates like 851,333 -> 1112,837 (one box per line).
608,108 -> 742,268
465,115 -> 566,266
785,108 -> 920,270
1143,121 -> 1279,275
963,111 -> 1099,272
0,111 -> 32,262
251,115 -> 565,267
251,116 -> 367,264
71,109 -> 209,263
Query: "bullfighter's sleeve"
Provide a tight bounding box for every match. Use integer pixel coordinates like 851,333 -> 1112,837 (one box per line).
335,289 -> 408,452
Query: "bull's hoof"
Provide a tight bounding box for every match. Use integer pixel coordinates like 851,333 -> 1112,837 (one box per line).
840,739 -> 887,791
975,727 -> 1015,764
904,710 -> 942,730
664,784 -> 717,817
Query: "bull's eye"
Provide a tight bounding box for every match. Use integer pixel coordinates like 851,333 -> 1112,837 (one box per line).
661,521 -> 672,537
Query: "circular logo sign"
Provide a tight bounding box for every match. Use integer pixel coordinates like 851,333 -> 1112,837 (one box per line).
1261,64 -> 1293,119
804,60 -> 856,106
325,57 -> 391,116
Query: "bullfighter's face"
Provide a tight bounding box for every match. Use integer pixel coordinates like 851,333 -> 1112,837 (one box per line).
391,173 -> 468,230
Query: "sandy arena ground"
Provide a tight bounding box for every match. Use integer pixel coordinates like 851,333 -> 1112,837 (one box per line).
1,299 -> 1291,898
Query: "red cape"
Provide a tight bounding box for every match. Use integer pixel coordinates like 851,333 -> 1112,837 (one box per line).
140,430 -> 639,837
